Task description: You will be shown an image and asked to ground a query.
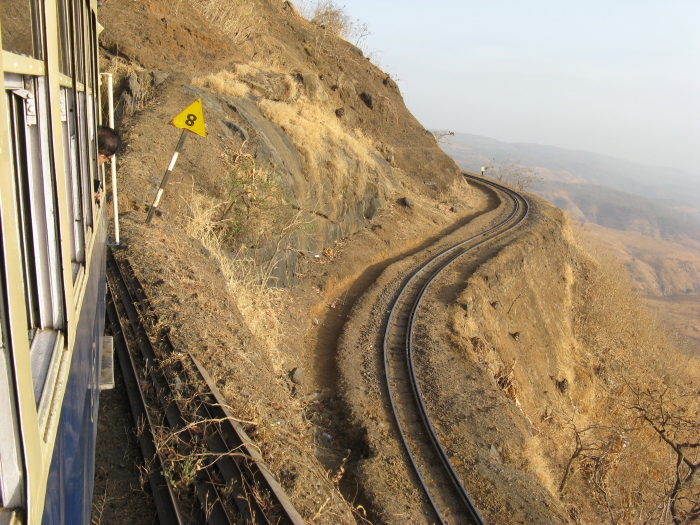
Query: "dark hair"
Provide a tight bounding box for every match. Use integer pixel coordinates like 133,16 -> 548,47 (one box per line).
97,126 -> 122,157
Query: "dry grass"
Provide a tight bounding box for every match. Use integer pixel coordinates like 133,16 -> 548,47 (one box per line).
184,192 -> 285,372
191,0 -> 265,46
191,70 -> 250,98
257,96 -> 377,187
192,64 -> 298,102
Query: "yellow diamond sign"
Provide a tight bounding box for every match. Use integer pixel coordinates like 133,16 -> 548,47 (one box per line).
170,98 -> 207,137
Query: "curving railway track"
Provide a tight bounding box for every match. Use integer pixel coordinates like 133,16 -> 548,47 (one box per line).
104,173 -> 527,524
383,174 -> 529,524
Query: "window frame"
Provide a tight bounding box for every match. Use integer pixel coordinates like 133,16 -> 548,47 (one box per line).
5,72 -> 66,407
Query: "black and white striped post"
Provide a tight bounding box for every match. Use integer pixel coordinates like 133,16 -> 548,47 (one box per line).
145,129 -> 187,224
145,98 -> 206,224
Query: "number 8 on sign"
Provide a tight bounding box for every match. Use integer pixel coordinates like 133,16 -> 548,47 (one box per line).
171,99 -> 206,137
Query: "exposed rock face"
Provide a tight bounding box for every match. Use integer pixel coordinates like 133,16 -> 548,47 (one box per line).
99,0 -> 464,286
181,84 -> 396,285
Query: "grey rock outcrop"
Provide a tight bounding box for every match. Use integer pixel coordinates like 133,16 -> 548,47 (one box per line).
182,84 -> 395,286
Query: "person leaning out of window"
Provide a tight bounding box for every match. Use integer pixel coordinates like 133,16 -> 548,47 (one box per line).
94,126 -> 122,203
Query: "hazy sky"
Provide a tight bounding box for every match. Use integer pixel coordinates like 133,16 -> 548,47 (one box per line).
337,1 -> 700,174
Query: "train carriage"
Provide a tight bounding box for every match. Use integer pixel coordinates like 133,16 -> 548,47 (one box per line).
0,0 -> 109,522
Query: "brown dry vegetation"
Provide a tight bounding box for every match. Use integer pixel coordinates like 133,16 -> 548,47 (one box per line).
337,195 -> 700,524
438,208 -> 700,523
93,1 -> 699,524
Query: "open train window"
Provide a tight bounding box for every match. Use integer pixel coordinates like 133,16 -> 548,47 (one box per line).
60,87 -> 86,281
55,0 -> 73,76
0,0 -> 43,59
70,0 -> 85,86
0,217 -> 24,511
5,73 -> 66,404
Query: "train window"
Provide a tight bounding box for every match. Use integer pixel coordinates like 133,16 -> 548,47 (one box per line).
60,87 -> 86,280
0,0 -> 42,59
5,73 -> 66,404
71,0 -> 85,85
75,90 -> 94,229
55,0 -> 73,76
0,221 -> 24,510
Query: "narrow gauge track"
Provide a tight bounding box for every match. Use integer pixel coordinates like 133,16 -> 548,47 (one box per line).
106,251 -> 305,525
384,174 -> 529,525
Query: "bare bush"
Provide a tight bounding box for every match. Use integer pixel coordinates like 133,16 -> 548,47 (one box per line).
483,157 -> 542,191
295,0 -> 351,38
209,150 -> 290,249
309,1 -> 351,38
560,224 -> 700,523
627,387 -> 700,524
432,130 -> 455,145
295,0 -> 375,58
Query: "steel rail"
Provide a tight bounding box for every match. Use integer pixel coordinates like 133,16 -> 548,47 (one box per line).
408,177 -> 529,523
108,256 -> 235,524
383,175 -> 529,524
107,296 -> 185,525
106,250 -> 305,525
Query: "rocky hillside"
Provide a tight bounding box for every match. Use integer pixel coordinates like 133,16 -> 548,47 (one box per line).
99,0 -> 466,286
93,2 -> 700,524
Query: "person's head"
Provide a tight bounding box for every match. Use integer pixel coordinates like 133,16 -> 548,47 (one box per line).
97,126 -> 122,165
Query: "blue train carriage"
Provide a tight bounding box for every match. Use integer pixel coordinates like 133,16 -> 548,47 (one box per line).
0,0 -> 111,523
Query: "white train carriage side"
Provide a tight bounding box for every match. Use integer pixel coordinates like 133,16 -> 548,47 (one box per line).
0,0 -> 109,523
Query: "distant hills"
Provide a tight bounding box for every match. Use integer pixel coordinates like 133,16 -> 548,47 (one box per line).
440,131 -> 700,202
440,131 -> 700,250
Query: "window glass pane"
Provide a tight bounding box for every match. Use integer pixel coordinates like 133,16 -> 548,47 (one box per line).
0,215 -> 24,508
60,87 -> 85,277
56,0 -> 72,75
7,90 -> 41,335
0,0 -> 41,59
70,0 -> 84,84
32,75 -> 64,329
76,91 -> 93,228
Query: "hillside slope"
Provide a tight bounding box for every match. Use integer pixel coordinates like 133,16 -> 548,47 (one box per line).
99,0 -> 468,286
442,131 -> 700,357
338,194 -> 700,524
93,2 -> 700,524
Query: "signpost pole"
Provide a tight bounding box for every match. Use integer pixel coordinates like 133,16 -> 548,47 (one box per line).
145,129 -> 188,224
145,97 -> 206,225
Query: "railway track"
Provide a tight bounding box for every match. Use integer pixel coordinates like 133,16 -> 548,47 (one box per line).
383,174 -> 529,524
106,250 -> 305,525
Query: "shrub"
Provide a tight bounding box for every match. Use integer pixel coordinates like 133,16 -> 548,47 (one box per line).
296,0 -> 351,38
